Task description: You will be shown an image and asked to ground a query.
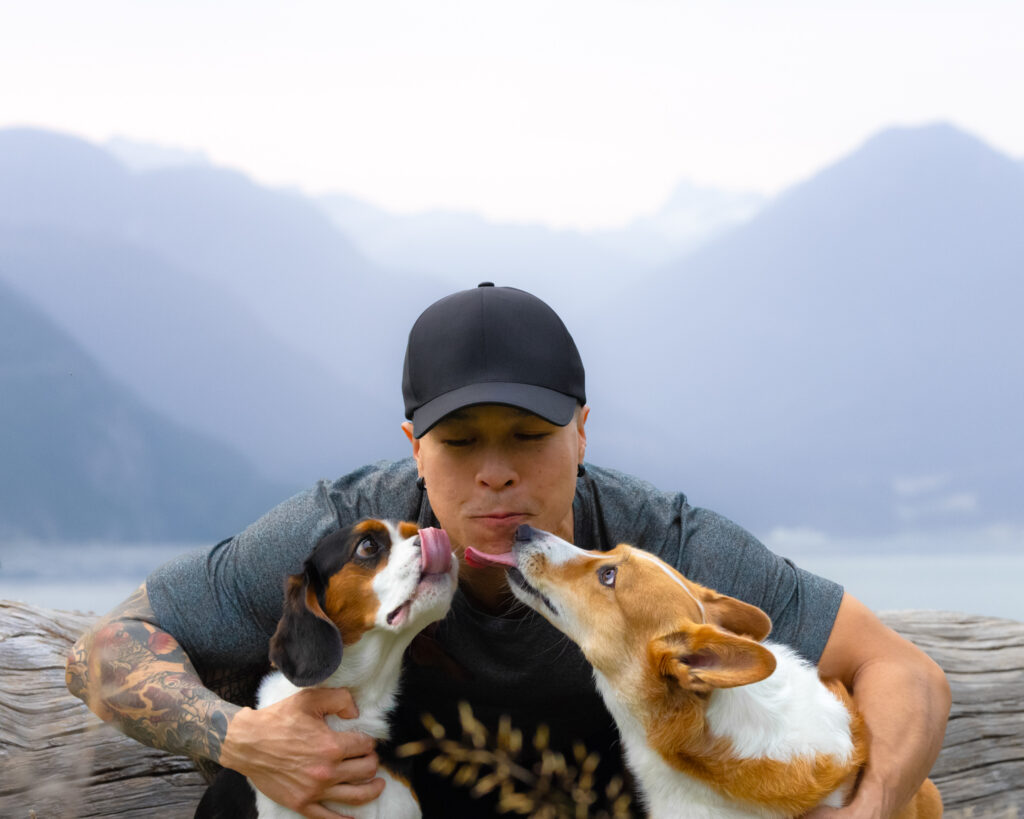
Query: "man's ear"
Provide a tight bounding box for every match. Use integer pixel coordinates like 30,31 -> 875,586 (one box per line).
576,405 -> 589,464
648,624 -> 776,692
269,565 -> 343,687
401,421 -> 423,471
700,589 -> 773,642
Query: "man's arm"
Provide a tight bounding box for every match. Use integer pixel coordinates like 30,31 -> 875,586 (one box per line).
66,583 -> 385,819
811,593 -> 951,817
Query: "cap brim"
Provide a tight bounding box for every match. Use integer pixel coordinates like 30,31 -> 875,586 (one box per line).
411,382 -> 579,438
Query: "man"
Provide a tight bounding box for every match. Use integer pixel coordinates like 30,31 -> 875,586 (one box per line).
67,284 -> 949,818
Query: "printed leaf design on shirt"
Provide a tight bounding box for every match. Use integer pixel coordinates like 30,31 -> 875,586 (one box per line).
396,701 -> 634,818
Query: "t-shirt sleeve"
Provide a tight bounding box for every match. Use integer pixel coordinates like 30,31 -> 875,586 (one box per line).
146,480 -> 342,667
580,466 -> 843,664
671,506 -> 843,664
146,459 -> 423,669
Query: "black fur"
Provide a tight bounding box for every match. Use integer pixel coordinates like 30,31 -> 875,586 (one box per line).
267,565 -> 344,687
194,768 -> 257,819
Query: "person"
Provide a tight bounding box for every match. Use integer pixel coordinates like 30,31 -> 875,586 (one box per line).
67,283 -> 950,818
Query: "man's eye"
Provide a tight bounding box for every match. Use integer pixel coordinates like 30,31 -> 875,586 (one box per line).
598,566 -> 617,588
442,438 -> 473,447
356,538 -> 381,557
516,432 -> 550,441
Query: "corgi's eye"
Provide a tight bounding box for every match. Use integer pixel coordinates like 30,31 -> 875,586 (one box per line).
598,566 -> 617,588
356,538 -> 381,558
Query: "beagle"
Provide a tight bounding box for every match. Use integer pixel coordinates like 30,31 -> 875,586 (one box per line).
466,526 -> 942,818
196,519 -> 458,819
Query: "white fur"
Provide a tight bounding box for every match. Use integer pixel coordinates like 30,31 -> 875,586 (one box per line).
596,670 -> 762,819
593,642 -> 856,818
250,523 -> 458,819
706,642 -> 854,764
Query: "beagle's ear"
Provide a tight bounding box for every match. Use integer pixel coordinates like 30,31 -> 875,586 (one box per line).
269,565 -> 343,687
649,624 -> 776,692
701,590 -> 773,643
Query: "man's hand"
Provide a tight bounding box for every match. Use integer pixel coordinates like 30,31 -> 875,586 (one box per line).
801,776 -> 888,819
220,687 -> 386,819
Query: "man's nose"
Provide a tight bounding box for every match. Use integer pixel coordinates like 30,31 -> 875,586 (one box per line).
476,454 -> 517,488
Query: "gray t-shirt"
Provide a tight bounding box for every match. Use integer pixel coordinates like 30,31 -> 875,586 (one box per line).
148,459 -> 843,815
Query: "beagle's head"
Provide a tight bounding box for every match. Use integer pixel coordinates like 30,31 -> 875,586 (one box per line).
466,526 -> 775,695
270,519 -> 457,686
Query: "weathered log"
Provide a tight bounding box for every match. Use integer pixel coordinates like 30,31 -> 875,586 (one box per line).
0,601 -> 205,818
1,601 -> 1021,817
881,610 -> 1024,817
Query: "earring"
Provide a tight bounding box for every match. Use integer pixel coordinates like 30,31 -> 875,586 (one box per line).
416,476 -> 426,491
577,464 -> 586,478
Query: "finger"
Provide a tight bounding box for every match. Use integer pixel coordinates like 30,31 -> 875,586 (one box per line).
302,800 -> 358,819
335,749 -> 379,783
320,776 -> 387,807
333,731 -> 377,760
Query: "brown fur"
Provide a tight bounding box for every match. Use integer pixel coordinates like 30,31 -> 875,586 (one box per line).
521,540 -> 942,816
323,563 -> 381,646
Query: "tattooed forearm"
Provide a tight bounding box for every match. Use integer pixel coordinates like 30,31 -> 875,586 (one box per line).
66,583 -> 240,763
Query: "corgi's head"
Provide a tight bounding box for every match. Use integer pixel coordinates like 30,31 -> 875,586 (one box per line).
270,520 -> 458,686
466,526 -> 775,695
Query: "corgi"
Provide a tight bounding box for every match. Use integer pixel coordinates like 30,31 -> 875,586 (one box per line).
465,525 -> 942,818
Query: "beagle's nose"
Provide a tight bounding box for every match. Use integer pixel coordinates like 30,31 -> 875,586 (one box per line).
515,524 -> 535,542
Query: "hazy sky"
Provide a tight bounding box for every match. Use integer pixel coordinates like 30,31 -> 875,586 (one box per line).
2,0 -> 1022,228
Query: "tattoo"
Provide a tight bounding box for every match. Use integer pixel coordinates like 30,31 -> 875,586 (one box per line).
66,583 -> 241,763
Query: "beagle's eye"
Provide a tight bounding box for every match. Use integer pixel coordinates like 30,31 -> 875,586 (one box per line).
356,538 -> 381,558
598,566 -> 617,588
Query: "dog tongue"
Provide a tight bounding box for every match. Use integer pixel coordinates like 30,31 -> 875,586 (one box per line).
419,528 -> 453,574
464,547 -> 517,569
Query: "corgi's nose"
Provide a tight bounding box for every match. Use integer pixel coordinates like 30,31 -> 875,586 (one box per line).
515,524 -> 536,542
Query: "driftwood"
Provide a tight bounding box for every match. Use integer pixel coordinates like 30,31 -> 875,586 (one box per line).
1,600 -> 1022,818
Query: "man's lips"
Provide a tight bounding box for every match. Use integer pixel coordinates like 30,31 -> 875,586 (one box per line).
468,512 -> 531,532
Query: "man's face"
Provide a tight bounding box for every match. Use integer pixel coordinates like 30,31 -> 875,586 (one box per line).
403,404 -> 587,556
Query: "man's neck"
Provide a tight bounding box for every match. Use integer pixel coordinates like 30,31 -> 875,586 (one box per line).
458,566 -> 525,616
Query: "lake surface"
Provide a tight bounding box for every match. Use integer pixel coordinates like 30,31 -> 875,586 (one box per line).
1,540 -> 1022,621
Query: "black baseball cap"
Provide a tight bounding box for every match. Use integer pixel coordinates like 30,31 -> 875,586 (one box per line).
403,283 -> 586,438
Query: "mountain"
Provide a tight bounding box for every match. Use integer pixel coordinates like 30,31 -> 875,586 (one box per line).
0,225 -> 405,482
0,128 -> 446,382
105,136 -> 210,172
0,278 -> 287,540
0,129 -> 442,484
590,180 -> 765,265
585,124 -> 1024,535
317,193 -> 643,307
317,182 -> 763,308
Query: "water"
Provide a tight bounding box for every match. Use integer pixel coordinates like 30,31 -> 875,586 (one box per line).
1,539 -> 1022,621
783,551 -> 1024,621
0,541 -> 202,613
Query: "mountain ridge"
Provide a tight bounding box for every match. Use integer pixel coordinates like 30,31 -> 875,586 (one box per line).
0,277 -> 288,540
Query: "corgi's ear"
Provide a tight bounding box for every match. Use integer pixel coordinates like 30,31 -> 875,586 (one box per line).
700,590 -> 773,642
649,624 -> 776,692
269,564 -> 343,687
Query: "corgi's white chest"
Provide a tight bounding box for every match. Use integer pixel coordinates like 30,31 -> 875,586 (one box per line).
594,642 -> 856,818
